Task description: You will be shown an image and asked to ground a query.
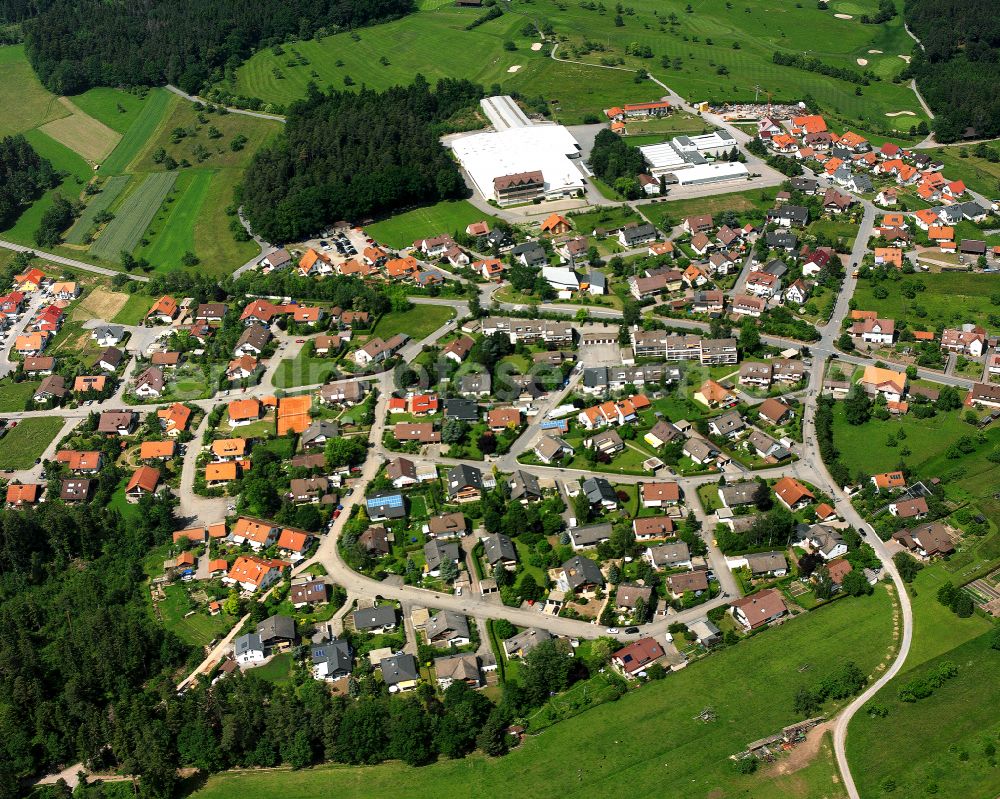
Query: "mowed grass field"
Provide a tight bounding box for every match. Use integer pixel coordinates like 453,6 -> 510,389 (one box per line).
226,8 -> 531,109
135,170 -> 213,270
222,0 -> 926,131
90,172 -> 178,259
848,562 -> 997,799
366,200 -> 494,249
194,589 -> 895,799
0,417 -> 65,469
852,272 -> 1000,330
64,175 -> 131,245
372,304 -> 455,341
69,87 -> 151,134
0,45 -> 68,137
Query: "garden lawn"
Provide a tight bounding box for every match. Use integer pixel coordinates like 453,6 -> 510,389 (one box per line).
0,380 -> 40,412
157,584 -> 235,648
851,271 -> 1000,331
0,417 -> 64,469
372,305 -> 455,341
273,351 -> 340,389
366,201 -> 494,249
194,589 -> 894,799
250,653 -> 294,685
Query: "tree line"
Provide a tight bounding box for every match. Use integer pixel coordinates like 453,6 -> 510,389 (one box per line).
241,76 -> 480,243
18,0 -> 415,95
903,0 -> 1000,142
0,134 -> 58,230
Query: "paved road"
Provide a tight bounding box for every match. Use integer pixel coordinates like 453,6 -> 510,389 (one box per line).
0,240 -> 149,282
165,85 -> 286,123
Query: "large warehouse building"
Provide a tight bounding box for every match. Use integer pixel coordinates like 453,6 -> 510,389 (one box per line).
450,96 -> 590,206
638,130 -> 746,185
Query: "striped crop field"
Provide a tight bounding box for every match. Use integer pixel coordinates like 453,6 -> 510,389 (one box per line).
64,175 -> 131,244
89,172 -> 177,259
99,88 -> 175,175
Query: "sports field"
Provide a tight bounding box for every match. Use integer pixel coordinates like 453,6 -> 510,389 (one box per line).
223,0 -> 927,131
90,172 -> 178,259
64,175 -> 131,245
366,200 -> 494,249
194,589 -> 894,799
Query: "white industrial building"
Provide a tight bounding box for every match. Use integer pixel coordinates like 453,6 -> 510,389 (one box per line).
450,96 -> 590,205
638,130 -> 742,182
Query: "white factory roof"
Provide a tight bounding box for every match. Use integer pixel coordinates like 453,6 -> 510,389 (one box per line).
671,162 -> 748,185
480,95 -> 531,130
542,266 -> 580,289
638,142 -> 689,171
451,122 -> 588,199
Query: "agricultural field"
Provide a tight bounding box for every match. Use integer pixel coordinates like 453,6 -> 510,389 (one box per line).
365,200 -> 496,249
852,272 -> 1000,331
69,87 -> 152,135
68,287 -> 133,323
0,417 -> 65,469
220,0 -> 927,132
98,89 -> 175,175
64,175 -> 131,245
134,171 -> 213,269
194,589 -> 894,799
89,172 -> 178,260
38,96 -> 121,163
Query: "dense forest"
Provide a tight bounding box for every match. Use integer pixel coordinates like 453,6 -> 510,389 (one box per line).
0,496 -> 183,798
0,135 -> 57,229
17,0 -> 414,94
240,77 -> 480,243
904,0 -> 1000,141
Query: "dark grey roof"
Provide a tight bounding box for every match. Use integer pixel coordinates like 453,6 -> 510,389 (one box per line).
353,605 -> 397,630
257,614 -> 297,644
509,469 -> 541,501
447,463 -> 483,497
764,259 -> 788,277
765,231 -> 797,249
311,638 -> 352,675
561,554 -> 605,589
380,653 -> 420,685
443,397 -> 479,422
234,633 -> 262,656
582,476 -> 617,505
425,610 -> 470,641
568,522 -> 613,549
424,539 -> 460,570
301,420 -> 340,446
483,533 -> 517,565
719,481 -> 758,506
583,366 -> 609,389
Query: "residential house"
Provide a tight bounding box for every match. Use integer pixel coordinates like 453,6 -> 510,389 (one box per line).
133,366 -> 165,398
312,639 -> 353,681
633,516 -> 675,541
366,493 -> 407,522
125,466 -> 160,502
423,540 -> 461,578
758,397 -> 794,426
557,555 -> 605,593
889,497 -> 929,520
612,638 -> 665,678
97,410 -> 136,435
859,365 -> 907,402
483,533 -> 517,570
380,654 -> 421,691
225,555 -> 285,592
567,522 -> 613,551
234,324 -> 271,357
91,325 -> 125,347
425,611 -> 471,646
731,588 -> 787,630
892,522 -> 955,558
503,628 -> 552,659
773,476 -> 814,510
534,434 -> 573,464
425,512 -> 468,539
581,476 -> 618,510
641,481 -> 681,508
644,542 -> 692,571
33,374 -> 66,403
146,295 -> 179,323
353,606 -> 397,633
446,464 -> 491,502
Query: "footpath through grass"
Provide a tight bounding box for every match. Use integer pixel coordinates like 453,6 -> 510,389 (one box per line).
194,589 -> 894,799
